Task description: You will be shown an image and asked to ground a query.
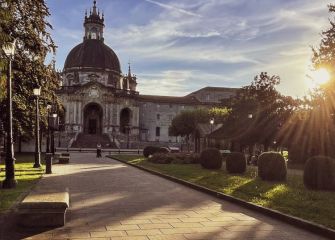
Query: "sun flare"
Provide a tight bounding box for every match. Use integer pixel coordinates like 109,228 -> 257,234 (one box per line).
307,68 -> 330,90
312,68 -> 330,85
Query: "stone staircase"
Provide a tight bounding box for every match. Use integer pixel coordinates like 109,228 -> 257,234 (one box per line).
71,133 -> 117,148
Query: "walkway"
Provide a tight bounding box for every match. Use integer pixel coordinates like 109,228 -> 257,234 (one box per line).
2,153 -> 327,240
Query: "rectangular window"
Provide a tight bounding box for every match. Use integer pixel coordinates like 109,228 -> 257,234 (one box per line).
156,127 -> 160,137
157,114 -> 160,120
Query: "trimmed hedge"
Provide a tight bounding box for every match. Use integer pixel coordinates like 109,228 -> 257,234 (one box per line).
148,153 -> 174,164
148,152 -> 200,164
171,153 -> 200,164
304,156 -> 335,191
258,152 -> 287,181
200,148 -> 222,169
226,152 -> 246,174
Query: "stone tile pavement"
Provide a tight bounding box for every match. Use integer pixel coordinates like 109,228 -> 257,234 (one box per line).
0,153 -> 328,240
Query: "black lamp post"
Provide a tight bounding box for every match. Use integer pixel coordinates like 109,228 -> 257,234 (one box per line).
50,112 -> 58,154
33,86 -> 41,168
0,121 -> 4,151
58,122 -> 63,148
209,118 -> 214,147
2,38 -> 17,188
46,104 -> 51,153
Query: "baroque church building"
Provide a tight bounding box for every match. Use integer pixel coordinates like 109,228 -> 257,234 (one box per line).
57,1 -> 237,149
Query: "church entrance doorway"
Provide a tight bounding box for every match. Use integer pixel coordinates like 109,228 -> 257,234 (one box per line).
84,103 -> 103,135
120,108 -> 131,134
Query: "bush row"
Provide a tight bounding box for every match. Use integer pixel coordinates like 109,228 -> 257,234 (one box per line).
148,152 -> 200,164
143,145 -> 335,191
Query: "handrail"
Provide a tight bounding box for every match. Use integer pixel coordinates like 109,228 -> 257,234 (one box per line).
55,147 -> 143,155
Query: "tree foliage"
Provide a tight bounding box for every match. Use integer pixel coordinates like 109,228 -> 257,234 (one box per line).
220,72 -> 297,149
169,107 -> 229,138
0,0 -> 59,140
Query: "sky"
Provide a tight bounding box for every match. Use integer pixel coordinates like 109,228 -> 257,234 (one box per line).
47,0 -> 332,97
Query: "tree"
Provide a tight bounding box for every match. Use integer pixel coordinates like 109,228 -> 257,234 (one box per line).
169,108 -> 229,149
220,72 -> 297,151
0,0 -> 59,141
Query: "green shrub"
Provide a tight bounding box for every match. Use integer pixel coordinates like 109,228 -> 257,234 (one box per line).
143,146 -> 160,158
200,148 -> 222,169
148,153 -> 174,164
303,156 -> 335,191
258,152 -> 287,181
226,152 -> 246,174
171,153 -> 200,164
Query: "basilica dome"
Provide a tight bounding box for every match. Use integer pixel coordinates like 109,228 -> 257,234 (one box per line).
64,39 -> 121,73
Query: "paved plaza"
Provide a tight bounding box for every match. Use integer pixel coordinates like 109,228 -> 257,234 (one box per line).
1,153 -> 328,240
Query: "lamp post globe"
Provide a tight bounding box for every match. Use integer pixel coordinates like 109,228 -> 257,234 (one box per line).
33,86 -> 42,168
2,39 -> 18,188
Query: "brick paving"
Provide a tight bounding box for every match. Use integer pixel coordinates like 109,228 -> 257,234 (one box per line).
1,153 -> 328,240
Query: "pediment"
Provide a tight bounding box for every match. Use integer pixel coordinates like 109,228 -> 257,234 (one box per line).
74,81 -> 113,98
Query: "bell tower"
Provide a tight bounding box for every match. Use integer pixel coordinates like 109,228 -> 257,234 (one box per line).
84,0 -> 105,41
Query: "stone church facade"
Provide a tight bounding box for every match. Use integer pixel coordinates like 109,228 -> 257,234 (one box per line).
57,1 -> 237,148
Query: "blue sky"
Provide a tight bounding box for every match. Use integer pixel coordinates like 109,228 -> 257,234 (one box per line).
47,0 -> 331,97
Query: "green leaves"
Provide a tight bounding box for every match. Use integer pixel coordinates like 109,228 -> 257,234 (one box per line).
0,0 -> 59,139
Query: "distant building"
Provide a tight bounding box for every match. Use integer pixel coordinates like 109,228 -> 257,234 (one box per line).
55,1 -> 238,149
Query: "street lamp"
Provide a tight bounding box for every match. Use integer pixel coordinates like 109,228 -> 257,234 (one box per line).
0,121 -> 4,151
248,113 -> 253,119
2,38 -> 18,188
209,118 -> 214,147
46,104 -> 52,153
50,112 -> 58,154
33,86 -> 41,168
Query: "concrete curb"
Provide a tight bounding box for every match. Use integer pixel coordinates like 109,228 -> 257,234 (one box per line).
109,156 -> 335,240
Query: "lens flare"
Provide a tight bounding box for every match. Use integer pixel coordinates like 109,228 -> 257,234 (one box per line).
312,68 -> 330,85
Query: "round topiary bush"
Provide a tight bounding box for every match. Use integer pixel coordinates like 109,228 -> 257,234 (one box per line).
143,146 -> 160,158
200,148 -> 222,169
258,152 -> 287,181
226,152 -> 246,174
303,156 -> 335,191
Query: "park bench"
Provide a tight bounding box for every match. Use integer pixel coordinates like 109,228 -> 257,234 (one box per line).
59,153 -> 70,164
18,189 -> 69,227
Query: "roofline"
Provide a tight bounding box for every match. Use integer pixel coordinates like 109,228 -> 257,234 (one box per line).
187,86 -> 240,96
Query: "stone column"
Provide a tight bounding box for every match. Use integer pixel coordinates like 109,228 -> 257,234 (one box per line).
78,102 -> 82,131
66,102 -> 70,124
73,102 -> 77,125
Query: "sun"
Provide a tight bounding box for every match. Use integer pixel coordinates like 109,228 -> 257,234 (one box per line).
312,68 -> 330,85
307,68 -> 330,89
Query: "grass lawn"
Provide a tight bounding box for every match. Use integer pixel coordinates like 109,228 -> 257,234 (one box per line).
0,153 -> 44,212
110,155 -> 335,230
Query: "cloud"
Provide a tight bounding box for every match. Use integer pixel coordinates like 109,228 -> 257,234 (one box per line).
144,0 -> 201,17
137,70 -> 237,96
51,0 -> 331,98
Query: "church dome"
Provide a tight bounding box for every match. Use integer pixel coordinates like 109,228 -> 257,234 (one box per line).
64,39 -> 121,73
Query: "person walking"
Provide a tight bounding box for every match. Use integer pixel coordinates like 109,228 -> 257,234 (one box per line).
97,143 -> 102,158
